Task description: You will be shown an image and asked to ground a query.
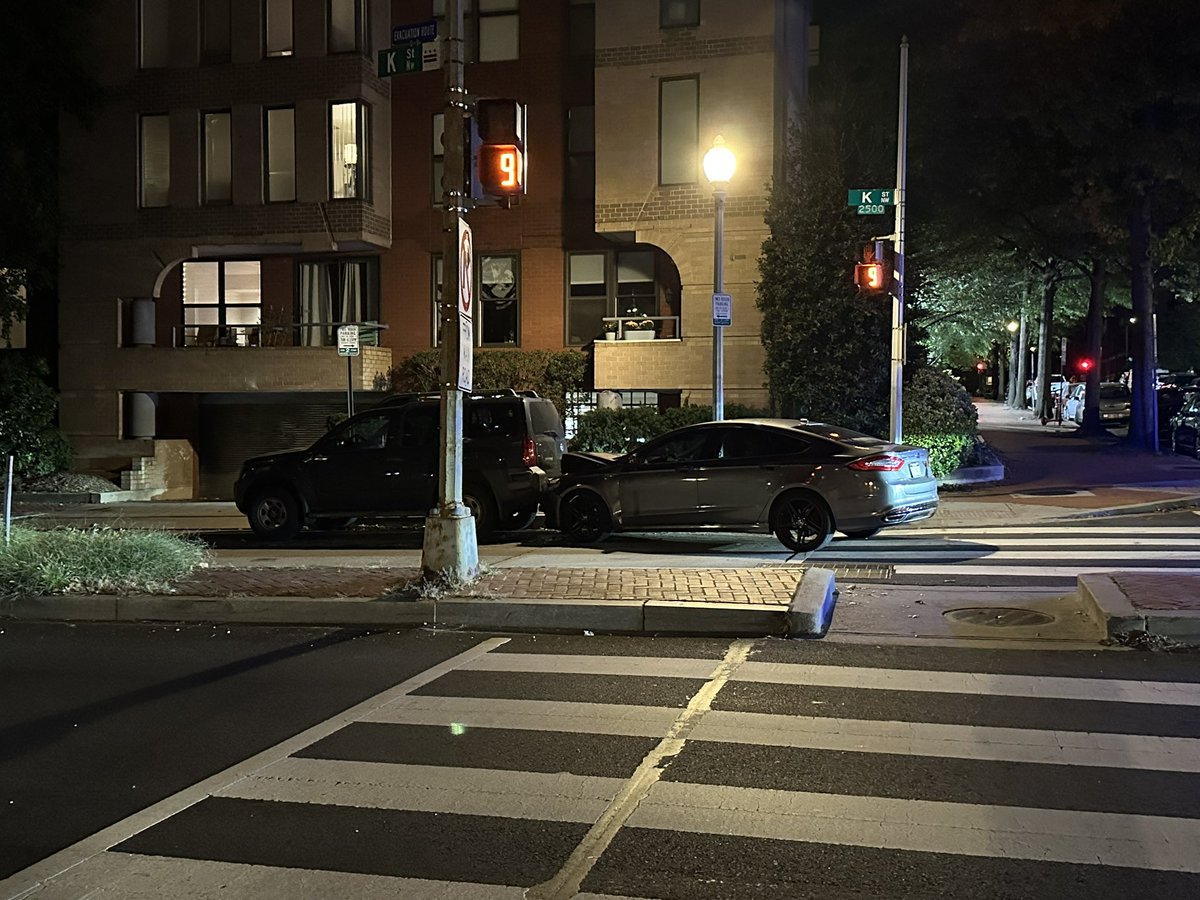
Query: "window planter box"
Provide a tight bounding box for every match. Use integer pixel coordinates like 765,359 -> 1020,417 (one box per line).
623,330 -> 655,341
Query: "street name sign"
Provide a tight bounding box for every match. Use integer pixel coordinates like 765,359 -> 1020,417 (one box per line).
392,19 -> 438,45
337,324 -> 360,357
712,292 -> 732,327
847,188 -> 895,216
377,40 -> 440,77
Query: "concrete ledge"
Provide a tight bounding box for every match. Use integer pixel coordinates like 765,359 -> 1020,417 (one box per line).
0,594 -> 120,621
1077,574 -> 1146,637
115,595 -> 435,626
938,464 -> 1005,486
12,489 -> 163,505
434,598 -> 645,634
788,567 -> 838,637
644,600 -> 788,636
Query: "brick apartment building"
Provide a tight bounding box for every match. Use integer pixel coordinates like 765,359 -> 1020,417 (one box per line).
56,0 -> 812,497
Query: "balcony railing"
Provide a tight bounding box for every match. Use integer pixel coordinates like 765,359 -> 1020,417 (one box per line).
169,321 -> 386,348
599,315 -> 681,342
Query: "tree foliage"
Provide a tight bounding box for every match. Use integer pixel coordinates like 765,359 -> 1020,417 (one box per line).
0,355 -> 73,479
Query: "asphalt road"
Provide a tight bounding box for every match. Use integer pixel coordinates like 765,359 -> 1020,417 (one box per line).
3,626 -> 1199,899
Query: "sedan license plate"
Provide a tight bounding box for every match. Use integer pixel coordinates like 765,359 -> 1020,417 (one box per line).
908,462 -> 924,478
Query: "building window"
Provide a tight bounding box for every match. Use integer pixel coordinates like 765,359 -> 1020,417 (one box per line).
566,253 -> 606,345
139,0 -> 169,69
565,247 -> 682,345
203,111 -> 232,204
659,76 -> 698,185
434,0 -> 519,63
431,253 -> 519,346
182,260 -> 262,346
329,0 -> 365,54
140,114 -> 170,208
660,0 -> 700,28
201,0 -> 231,62
331,101 -> 368,199
432,113 -> 445,206
298,258 -> 380,346
567,106 -> 595,200
265,107 -> 296,202
568,0 -> 594,57
265,0 -> 294,57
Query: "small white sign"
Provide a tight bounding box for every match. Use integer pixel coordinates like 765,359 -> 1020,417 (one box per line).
337,324 -> 360,357
712,292 -> 732,327
422,40 -> 442,71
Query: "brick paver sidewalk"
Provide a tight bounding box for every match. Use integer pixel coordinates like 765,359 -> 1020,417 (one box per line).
173,565 -> 800,605
1111,572 -> 1200,611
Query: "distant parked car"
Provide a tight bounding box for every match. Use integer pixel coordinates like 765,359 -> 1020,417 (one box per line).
1066,382 -> 1131,426
234,390 -> 564,540
1170,392 -> 1200,458
547,419 -> 939,552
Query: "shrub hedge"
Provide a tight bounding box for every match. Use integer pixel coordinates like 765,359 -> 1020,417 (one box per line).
903,367 -> 980,477
0,355 -> 72,479
571,404 -> 770,453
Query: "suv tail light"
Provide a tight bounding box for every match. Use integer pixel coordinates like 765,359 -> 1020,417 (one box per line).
522,436 -> 537,468
848,454 -> 906,472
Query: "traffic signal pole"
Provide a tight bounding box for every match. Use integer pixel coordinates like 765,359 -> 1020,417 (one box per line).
888,36 -> 909,444
421,0 -> 479,582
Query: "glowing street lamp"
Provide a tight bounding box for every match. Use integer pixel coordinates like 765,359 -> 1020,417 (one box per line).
703,136 -> 736,420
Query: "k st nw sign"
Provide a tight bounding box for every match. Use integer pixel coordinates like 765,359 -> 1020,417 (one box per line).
847,188 -> 895,216
378,41 -> 440,76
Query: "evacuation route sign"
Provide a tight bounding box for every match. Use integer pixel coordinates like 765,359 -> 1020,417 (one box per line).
456,217 -> 473,392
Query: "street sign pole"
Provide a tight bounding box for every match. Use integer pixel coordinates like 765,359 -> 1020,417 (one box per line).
337,325 -> 360,417
889,36 -> 909,444
421,0 -> 479,582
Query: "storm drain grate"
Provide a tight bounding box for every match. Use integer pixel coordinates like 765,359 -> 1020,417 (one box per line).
768,563 -> 895,581
943,607 -> 1056,627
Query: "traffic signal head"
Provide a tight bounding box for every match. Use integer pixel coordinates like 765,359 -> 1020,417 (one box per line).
1078,358 -> 1093,373
976,361 -> 986,372
473,98 -> 527,201
854,262 -> 887,293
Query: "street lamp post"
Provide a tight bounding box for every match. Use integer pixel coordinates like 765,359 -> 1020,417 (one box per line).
703,136 -> 735,420
1006,320 -> 1019,406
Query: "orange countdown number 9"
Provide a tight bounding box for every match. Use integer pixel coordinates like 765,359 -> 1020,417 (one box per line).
499,149 -> 520,188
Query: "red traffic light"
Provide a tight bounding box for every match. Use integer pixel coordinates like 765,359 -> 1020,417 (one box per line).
1078,358 -> 1093,372
975,361 -> 986,372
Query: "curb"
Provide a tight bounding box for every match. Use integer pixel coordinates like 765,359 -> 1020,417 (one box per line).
12,490 -> 163,505
1055,494 -> 1200,520
1076,574 -> 1200,642
0,570 -> 839,638
938,464 -> 1005,486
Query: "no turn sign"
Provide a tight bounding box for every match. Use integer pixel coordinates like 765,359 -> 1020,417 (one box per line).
456,218 -> 473,392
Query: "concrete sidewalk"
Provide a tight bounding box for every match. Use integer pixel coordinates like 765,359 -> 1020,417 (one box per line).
5,398 -> 1200,643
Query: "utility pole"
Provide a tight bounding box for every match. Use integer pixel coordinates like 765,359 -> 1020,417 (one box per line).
421,0 -> 479,581
889,36 -> 909,444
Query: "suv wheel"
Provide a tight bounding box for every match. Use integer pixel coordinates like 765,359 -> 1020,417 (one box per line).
771,491 -> 832,553
463,487 -> 497,539
248,488 -> 302,540
560,491 -> 611,544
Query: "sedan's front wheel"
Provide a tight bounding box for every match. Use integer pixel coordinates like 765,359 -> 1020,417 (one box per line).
772,491 -> 833,553
248,488 -> 302,541
559,491 -> 611,545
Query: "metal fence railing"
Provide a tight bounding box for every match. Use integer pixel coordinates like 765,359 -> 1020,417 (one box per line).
169,321 -> 386,349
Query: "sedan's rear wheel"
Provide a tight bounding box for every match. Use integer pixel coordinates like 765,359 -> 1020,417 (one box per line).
248,488 -> 302,541
771,491 -> 832,553
559,491 -> 611,545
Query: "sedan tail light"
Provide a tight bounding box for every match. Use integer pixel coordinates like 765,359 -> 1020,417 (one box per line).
848,454 -> 906,472
522,436 -> 537,468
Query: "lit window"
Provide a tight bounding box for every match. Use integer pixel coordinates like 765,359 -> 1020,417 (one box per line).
203,111 -> 232,204
140,114 -> 170,208
182,260 -> 262,346
266,107 -> 296,202
265,0 -> 294,57
140,0 -> 169,69
660,0 -> 700,28
480,254 -> 519,346
331,101 -> 368,199
298,258 -> 380,346
659,77 -> 698,185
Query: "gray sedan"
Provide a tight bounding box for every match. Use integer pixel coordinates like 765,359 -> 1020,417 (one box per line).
548,419 -> 939,552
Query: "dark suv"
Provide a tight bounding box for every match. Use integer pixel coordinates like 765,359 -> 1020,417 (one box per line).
234,391 -> 565,540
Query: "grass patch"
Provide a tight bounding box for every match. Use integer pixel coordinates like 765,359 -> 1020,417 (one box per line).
0,526 -> 209,598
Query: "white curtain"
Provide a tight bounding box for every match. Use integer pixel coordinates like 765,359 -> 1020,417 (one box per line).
299,263 -> 333,346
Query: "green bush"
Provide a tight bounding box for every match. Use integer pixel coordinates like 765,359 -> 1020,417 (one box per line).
571,404 -> 771,453
0,526 -> 208,598
0,355 -> 72,479
903,367 -> 979,478
381,348 -> 586,418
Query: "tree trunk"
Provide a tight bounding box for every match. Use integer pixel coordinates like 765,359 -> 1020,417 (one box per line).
997,347 -> 1005,401
1006,328 -> 1019,406
1014,311 -> 1028,407
1035,266 -> 1058,421
1128,189 -> 1158,451
1078,258 -> 1106,435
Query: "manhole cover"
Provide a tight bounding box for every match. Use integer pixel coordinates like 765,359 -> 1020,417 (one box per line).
943,607 -> 1056,627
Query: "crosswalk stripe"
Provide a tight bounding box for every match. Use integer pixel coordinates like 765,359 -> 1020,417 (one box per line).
219,757 -> 620,823
816,549 -> 1200,559
371,696 -> 1199,772
894,563 -> 1200,577
897,526 -> 1200,535
462,653 -> 1200,706
629,781 -> 1200,873
734,661 -> 1200,706
692,709 -> 1200,772
831,537 -> 1200,547
24,853 -> 525,899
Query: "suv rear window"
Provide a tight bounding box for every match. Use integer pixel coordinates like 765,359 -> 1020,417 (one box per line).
467,403 -> 523,438
529,401 -> 562,437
